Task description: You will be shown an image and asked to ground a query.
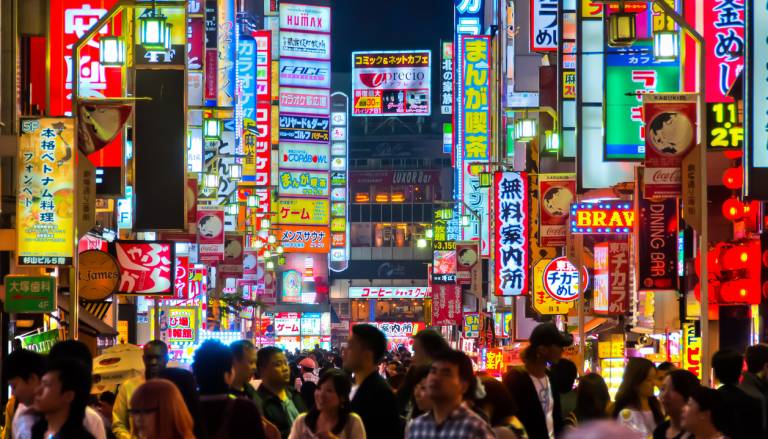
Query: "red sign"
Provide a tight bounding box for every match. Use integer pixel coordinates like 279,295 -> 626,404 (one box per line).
115,241 -> 174,295
196,206 -> 225,262
539,174 -> 575,247
205,49 -> 218,101
187,17 -> 204,70
703,0 -> 744,103
431,284 -> 462,326
570,201 -> 635,234
186,178 -> 198,225
174,256 -> 189,300
643,94 -> 697,199
593,241 -> 630,315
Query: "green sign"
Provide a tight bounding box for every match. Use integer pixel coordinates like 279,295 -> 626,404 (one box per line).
5,275 -> 56,313
605,41 -> 680,160
20,329 -> 60,354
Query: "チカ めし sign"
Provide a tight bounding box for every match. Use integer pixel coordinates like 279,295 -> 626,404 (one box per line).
542,257 -> 589,303
570,202 -> 635,234
4,275 -> 56,313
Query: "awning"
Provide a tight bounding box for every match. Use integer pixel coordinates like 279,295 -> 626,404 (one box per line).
81,300 -> 112,320
58,295 -> 118,337
570,317 -> 616,335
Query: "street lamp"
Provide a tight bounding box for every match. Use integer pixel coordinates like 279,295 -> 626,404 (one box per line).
203,118 -> 222,139
99,36 -> 124,66
653,30 -> 679,61
461,215 -> 471,227
417,238 -> 428,248
268,234 -> 276,244
479,171 -> 492,188
545,130 -> 560,153
138,7 -> 168,50
266,261 -> 275,270
608,11 -> 636,47
425,228 -> 434,239
247,195 -> 259,208
225,204 -> 238,216
229,163 -> 242,180
514,118 -> 537,141
203,173 -> 218,189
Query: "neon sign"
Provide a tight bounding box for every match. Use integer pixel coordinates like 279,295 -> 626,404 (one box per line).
570,202 -> 635,233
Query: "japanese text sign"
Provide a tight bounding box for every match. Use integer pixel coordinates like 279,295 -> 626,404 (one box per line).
348,286 -> 429,299
278,170 -> 330,197
704,0 -> 744,103
533,259 -> 575,315
593,241 -> 630,315
279,225 -> 330,253
570,202 -> 635,234
17,118 -> 75,266
280,3 -> 331,33
461,36 -> 490,161
115,241 -> 174,295
495,172 -> 529,296
362,322 -> 425,338
682,323 -> 702,379
441,41 -> 453,115
351,50 -> 431,116
174,256 -> 189,300
279,117 -> 330,145
278,198 -> 330,225
542,257 -> 588,303
275,312 -> 301,336
4,276 -> 56,313
279,31 -> 330,60
279,87 -> 330,115
463,313 -> 480,338
431,284 -> 463,326
531,0 -> 559,52
483,349 -> 505,375
161,307 -> 198,345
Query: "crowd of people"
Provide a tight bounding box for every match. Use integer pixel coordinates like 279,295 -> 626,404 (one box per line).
2,322 -> 768,439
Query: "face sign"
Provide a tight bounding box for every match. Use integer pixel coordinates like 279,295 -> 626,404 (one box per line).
198,215 -> 223,238
427,361 -> 467,403
33,372 -> 73,415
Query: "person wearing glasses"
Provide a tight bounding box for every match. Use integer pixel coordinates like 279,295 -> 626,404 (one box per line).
503,323 -> 574,439
128,379 -> 194,439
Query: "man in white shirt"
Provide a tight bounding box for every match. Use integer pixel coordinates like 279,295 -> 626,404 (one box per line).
3,349 -> 46,439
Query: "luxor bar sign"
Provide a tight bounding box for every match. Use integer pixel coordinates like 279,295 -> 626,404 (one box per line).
570,202 -> 635,234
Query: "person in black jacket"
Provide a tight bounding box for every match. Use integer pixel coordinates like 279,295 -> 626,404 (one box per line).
712,348 -> 764,439
256,346 -> 307,438
503,323 -> 573,439
344,323 -> 403,439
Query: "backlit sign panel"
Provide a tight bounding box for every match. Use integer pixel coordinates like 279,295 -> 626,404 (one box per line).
494,172 -> 529,296
279,31 -> 330,60
348,287 -> 429,299
278,170 -> 330,197
351,50 -> 431,116
278,142 -> 330,170
279,87 -> 330,115
277,198 -> 330,225
570,202 -> 635,234
279,58 -> 331,89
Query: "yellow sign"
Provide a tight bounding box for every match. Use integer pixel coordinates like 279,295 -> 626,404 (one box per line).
17,118 -> 75,266
354,95 -> 381,110
533,259 -> 575,315
682,323 -> 702,380
277,198 -> 330,225
151,306 -> 199,346
117,320 -> 129,344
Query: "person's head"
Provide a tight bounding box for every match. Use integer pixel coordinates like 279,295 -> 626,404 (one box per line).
257,346 -> 290,388
130,379 -> 195,439
2,349 -> 46,406
192,340 -> 234,395
49,340 -> 93,375
34,359 -> 91,430
550,358 -> 578,394
299,357 -> 317,373
230,340 -> 256,388
410,365 -> 433,413
343,324 -> 387,372
143,340 -> 169,379
655,361 -> 675,389
523,323 -> 574,365
387,360 -> 401,377
427,349 -> 476,406
476,377 -> 517,427
660,369 -> 700,421
98,391 -> 116,419
682,387 -> 727,436
411,329 -> 450,366
614,357 -> 662,423
314,369 -> 352,413
745,343 -> 768,377
574,373 -> 611,421
712,348 -> 743,386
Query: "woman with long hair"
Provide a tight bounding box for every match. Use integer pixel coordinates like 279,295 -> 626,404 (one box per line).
129,379 -> 195,439
564,373 -> 611,428
654,370 -> 700,439
475,376 -> 527,439
288,369 -> 365,439
612,358 -> 664,437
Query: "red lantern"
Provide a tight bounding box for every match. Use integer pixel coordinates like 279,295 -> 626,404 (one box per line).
722,167 -> 743,189
723,150 -> 743,160
720,244 -> 749,271
722,197 -> 744,221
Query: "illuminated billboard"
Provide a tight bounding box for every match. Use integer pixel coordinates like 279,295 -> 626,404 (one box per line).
351,50 -> 431,116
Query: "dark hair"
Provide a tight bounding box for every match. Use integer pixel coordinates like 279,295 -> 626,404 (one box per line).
574,373 -> 610,422
712,349 -> 743,385
666,369 -> 700,401
2,349 -> 46,382
305,369 -> 352,435
158,368 -> 206,439
145,339 -> 169,356
689,386 -> 728,433
351,324 -> 387,363
49,340 -> 93,373
192,340 -> 233,395
550,358 -> 578,393
745,344 -> 768,374
657,361 -> 676,373
477,376 -> 517,426
256,346 -> 284,371
398,364 -> 432,416
231,340 -> 255,361
99,391 -> 116,405
613,358 -> 663,424
412,329 -> 450,360
431,349 -> 476,399
34,358 -> 95,439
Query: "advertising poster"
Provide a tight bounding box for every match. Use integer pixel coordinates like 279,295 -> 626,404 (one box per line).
196,205 -> 226,262
154,306 -> 198,345
494,172 -> 529,296
187,17 -> 204,70
351,50 -> 431,116
17,118 -> 75,266
279,253 -> 328,304
277,198 -> 330,225
463,313 -> 480,338
115,241 -> 174,295
220,233 -> 244,272
275,313 -> 301,336
638,198 -> 678,291
278,225 -> 331,253
593,241 -> 630,315
643,94 -> 697,199
542,257 -> 587,303
431,284 -> 463,326
279,142 -> 330,171
279,116 -> 330,144
279,87 -> 331,115
278,170 -> 330,197
539,174 -> 576,247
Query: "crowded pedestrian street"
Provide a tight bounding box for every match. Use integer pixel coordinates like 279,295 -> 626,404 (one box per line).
0,0 -> 766,438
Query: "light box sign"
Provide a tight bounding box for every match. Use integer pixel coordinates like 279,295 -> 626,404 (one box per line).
533,259 -> 575,315
747,0 -> 768,170
593,241 -> 630,315
157,306 -> 198,345
279,142 -> 330,171
275,312 -> 301,336
278,225 -> 330,253
279,116 -> 330,144
431,283 -> 463,326
704,0 -> 745,103
115,241 -> 174,295
197,206 -> 226,262
280,253 -> 328,304
278,170 -> 329,197
362,322 -> 425,338
570,202 -> 635,234
349,286 -> 429,299
539,174 -> 576,247
494,172 -> 529,296
279,31 -> 331,60
216,0 -> 235,106
461,162 -> 490,257
441,41 -> 453,115
17,118 -> 75,266
605,41 -> 680,160
351,50 -> 431,116
279,58 -> 331,89
638,198 -> 678,291
682,322 -> 702,379
279,87 -> 330,115
531,0 -> 558,52
237,37 -> 258,122
542,257 -> 588,303
280,3 -> 331,33
706,102 -> 743,151
277,198 -> 330,225
460,36 -> 490,161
